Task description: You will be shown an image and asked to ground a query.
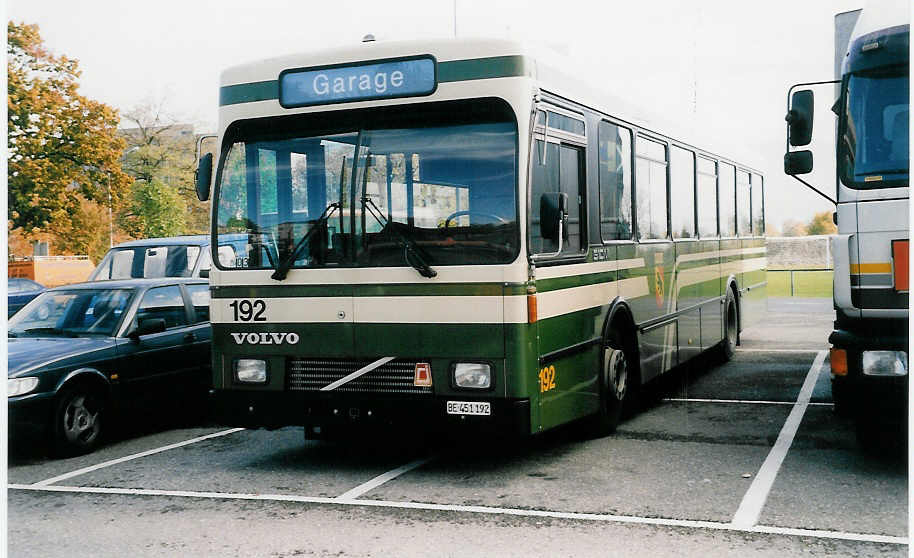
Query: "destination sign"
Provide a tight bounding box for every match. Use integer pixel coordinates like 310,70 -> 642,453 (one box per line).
279,56 -> 436,107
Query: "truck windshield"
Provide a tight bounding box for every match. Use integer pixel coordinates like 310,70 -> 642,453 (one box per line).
213,99 -> 518,271
839,66 -> 909,188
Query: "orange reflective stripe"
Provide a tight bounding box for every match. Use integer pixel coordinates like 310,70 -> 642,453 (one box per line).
892,240 -> 909,291
849,262 -> 892,274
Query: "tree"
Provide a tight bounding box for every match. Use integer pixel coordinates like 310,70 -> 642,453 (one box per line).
781,219 -> 807,237
119,100 -> 209,233
119,180 -> 187,238
806,210 -> 837,236
7,22 -> 131,240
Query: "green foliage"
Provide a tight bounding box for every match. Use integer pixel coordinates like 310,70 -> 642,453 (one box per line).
119,180 -> 187,238
7,21 -> 131,238
121,101 -> 209,234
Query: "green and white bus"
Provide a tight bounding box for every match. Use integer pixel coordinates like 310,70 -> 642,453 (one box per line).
196,38 -> 766,438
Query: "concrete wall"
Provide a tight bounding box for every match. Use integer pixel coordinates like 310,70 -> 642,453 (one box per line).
766,235 -> 833,270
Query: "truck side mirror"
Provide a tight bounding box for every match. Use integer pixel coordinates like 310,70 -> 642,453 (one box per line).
787,90 -> 814,147
540,192 -> 568,242
784,150 -> 813,175
195,152 -> 213,202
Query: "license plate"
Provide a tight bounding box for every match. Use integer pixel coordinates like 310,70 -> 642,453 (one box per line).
446,401 -> 491,416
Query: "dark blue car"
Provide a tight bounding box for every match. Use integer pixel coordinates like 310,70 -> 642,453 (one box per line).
7,277 -> 211,455
8,277 -> 45,317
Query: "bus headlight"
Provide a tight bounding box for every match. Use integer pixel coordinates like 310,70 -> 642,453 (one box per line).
862,351 -> 908,377
235,359 -> 268,383
453,363 -> 491,389
8,377 -> 40,397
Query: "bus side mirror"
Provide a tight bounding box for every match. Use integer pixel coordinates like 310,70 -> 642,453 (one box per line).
787,89 -> 814,147
540,192 -> 568,241
785,150 -> 813,175
195,152 -> 213,202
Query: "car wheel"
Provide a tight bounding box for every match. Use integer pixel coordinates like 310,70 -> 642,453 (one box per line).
54,385 -> 104,456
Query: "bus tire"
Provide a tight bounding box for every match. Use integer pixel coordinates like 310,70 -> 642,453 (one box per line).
719,287 -> 738,362
591,326 -> 636,436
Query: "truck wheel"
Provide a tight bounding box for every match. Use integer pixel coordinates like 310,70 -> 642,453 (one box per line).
831,376 -> 854,418
54,384 -> 104,456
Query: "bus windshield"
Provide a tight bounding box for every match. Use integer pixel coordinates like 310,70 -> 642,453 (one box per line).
839,66 -> 909,188
213,99 -> 518,272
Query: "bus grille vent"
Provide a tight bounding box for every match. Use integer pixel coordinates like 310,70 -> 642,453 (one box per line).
286,358 -> 433,394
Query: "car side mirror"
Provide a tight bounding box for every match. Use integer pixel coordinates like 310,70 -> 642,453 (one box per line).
787,89 -> 814,147
540,192 -> 568,242
130,317 -> 166,340
195,152 -> 213,202
784,150 -> 813,175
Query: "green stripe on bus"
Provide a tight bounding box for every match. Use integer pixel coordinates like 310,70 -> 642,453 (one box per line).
220,80 -> 279,106
218,55 -> 531,106
212,283 -> 527,298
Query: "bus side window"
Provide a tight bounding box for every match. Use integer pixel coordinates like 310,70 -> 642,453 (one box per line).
737,170 -> 751,237
635,136 -> 669,240
750,173 -> 764,235
697,157 -> 718,237
598,121 -> 632,241
670,146 -> 695,239
719,162 -> 736,237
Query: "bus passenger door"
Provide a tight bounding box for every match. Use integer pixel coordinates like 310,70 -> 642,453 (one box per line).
529,117 -> 596,432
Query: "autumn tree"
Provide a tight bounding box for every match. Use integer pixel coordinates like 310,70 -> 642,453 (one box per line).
7,21 -> 131,247
117,100 -> 208,235
806,210 -> 837,236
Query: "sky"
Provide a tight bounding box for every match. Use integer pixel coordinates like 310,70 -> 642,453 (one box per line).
8,0 -> 865,230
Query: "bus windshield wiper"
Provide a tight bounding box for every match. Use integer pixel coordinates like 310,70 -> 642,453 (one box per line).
362,196 -> 437,279
271,203 -> 340,281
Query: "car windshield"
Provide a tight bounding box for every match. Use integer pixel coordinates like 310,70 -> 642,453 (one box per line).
8,288 -> 135,338
90,244 -> 202,280
839,66 -> 909,188
213,98 -> 518,272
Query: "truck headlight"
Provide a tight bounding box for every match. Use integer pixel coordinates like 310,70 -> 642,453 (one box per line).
862,351 -> 908,377
235,359 -> 268,383
453,362 -> 491,389
8,377 -> 40,397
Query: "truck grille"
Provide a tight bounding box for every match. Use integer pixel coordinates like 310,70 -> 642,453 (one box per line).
286,358 -> 433,395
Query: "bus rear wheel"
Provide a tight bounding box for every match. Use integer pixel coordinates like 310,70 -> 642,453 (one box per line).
719,288 -> 738,362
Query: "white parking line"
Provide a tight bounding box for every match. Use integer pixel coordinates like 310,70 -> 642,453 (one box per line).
731,350 -> 828,529
7,483 -> 906,546
664,398 -> 833,407
335,456 -> 435,500
32,428 -> 245,487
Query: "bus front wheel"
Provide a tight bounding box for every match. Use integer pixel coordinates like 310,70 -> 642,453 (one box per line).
591,327 -> 637,436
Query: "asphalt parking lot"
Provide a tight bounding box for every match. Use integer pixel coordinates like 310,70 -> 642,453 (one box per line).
6,298 -> 908,557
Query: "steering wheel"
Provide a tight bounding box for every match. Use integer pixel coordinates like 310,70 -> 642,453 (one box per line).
443,210 -> 508,228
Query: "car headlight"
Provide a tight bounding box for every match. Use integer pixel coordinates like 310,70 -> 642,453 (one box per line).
8,377 -> 40,397
453,362 -> 491,389
862,351 -> 908,377
235,359 -> 268,383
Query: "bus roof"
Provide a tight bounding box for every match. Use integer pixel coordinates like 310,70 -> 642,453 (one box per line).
220,37 -> 760,174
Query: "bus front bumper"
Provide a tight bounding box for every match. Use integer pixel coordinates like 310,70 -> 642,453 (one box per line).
211,389 -> 532,437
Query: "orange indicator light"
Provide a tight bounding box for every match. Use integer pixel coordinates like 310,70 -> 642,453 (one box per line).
830,348 -> 848,377
414,362 -> 432,387
527,294 -> 538,324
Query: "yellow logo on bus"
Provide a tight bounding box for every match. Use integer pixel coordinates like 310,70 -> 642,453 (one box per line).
654,265 -> 665,308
